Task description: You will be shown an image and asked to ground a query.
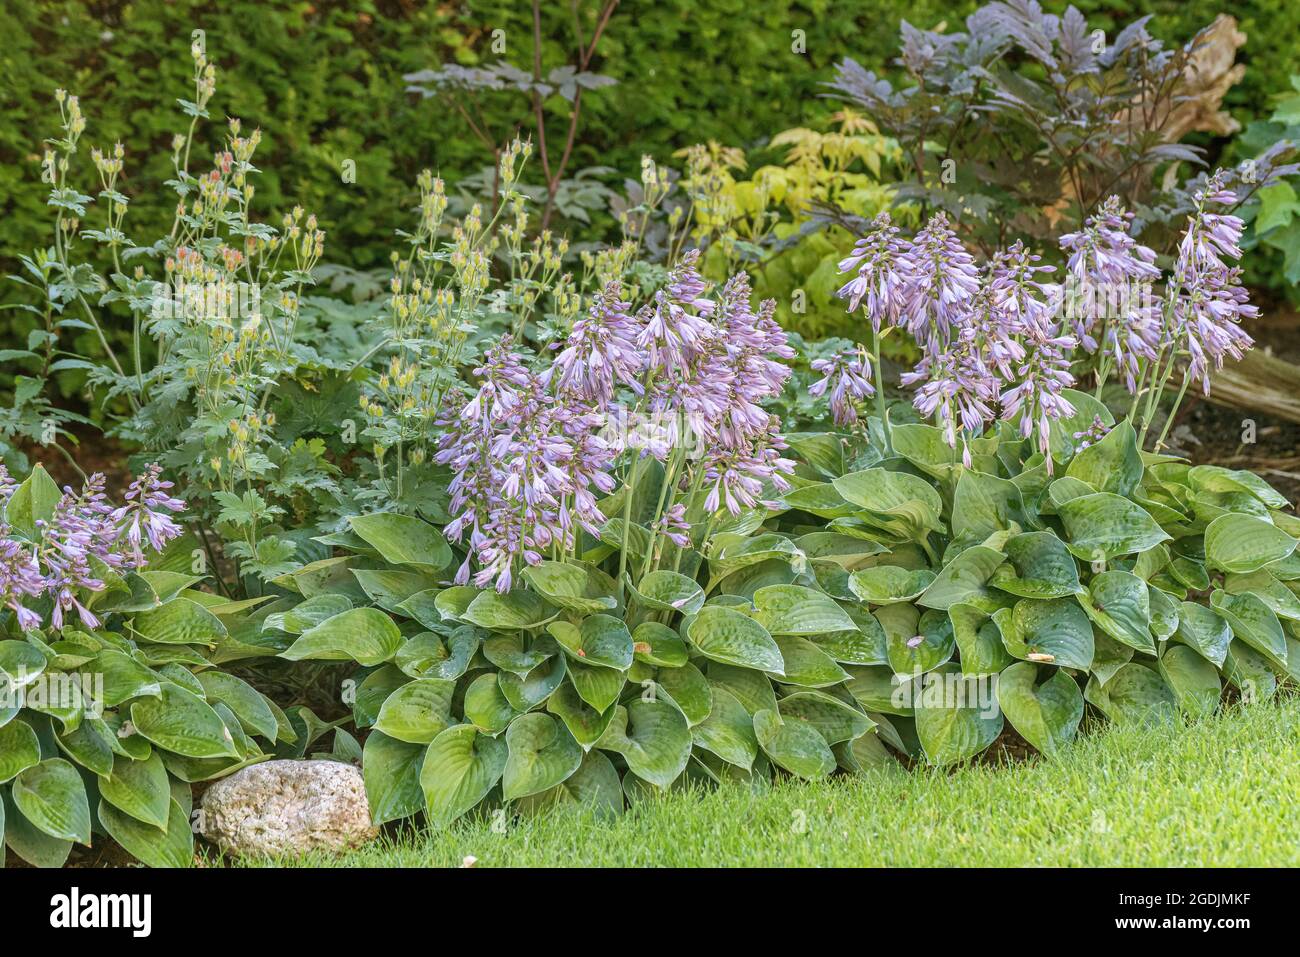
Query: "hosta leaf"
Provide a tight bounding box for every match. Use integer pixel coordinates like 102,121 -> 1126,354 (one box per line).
912,665 -> 1003,766
707,662 -> 778,715
499,653 -> 567,712
462,590 -> 557,631
546,614 -> 633,669
832,468 -> 943,541
686,605 -> 784,673
6,465 -> 61,537
752,584 -> 855,635
1091,631 -> 1135,686
1057,493 -> 1169,562
347,512 -> 452,572
952,469 -> 1029,540
1189,465 -> 1290,509
918,544 -> 1006,611
883,604 -> 954,676
420,724 -> 507,825
282,608 -> 402,665
566,658 -> 626,713
777,690 -> 874,744
432,586 -> 479,622
265,594 -> 354,634
1223,640 -> 1277,701
949,602 -> 1013,676
1173,601 -> 1232,667
131,684 -> 238,758
995,662 -> 1082,756
515,750 -> 624,818
780,482 -> 857,518
1211,590 -> 1289,670
1085,664 -> 1178,725
993,597 -> 1094,670
352,665 -> 407,729
98,752 -> 170,829
482,632 -> 555,675
504,712 -> 582,800
691,685 -> 758,769
1081,571 -> 1154,653
632,621 -> 688,667
0,720 -> 41,783
595,699 -> 692,788
849,565 -> 935,604
810,605 -> 889,665
794,531 -> 889,566
752,708 -> 835,779
709,534 -> 807,579
523,561 -> 618,614
196,672 -> 278,741
774,636 -> 851,687
98,797 -> 193,868
991,531 -> 1082,598
547,680 -> 617,747
1204,514 -> 1298,574
374,677 -> 455,744
654,662 -> 713,725
628,570 -> 705,615
463,673 -> 518,734
1158,645 -> 1222,717
1065,420 -> 1142,496
1148,586 -> 1180,641
351,569 -> 438,613
362,730 -> 425,825
132,598 -> 227,646
1224,570 -> 1300,621
13,758 -> 90,844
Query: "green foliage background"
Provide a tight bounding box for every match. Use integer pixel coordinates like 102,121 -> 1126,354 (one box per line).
2,0 -> 1295,275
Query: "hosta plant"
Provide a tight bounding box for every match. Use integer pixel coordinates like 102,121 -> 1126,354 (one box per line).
0,463 -> 298,867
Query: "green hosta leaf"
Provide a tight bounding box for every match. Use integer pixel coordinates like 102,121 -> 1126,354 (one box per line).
777,690 -> 874,744
265,594 -> 354,634
1211,591 -> 1289,670
892,423 -> 999,480
1091,631 -> 1135,686
1224,640 -> 1277,701
1065,420 -> 1142,496
499,654 -> 568,712
1174,601 -> 1232,667
710,534 -> 807,579
752,583 -> 856,635
810,606 -> 889,665
849,566 -> 935,604
1046,389 -> 1114,463
420,724 -> 507,825
691,686 -> 758,769
132,598 -> 227,646
774,635 -> 851,687
991,531 -> 1082,599
98,752 -> 170,829
432,586 -> 479,622
912,665 -> 1003,766
196,672 -> 278,741
362,730 -> 425,825
547,680 -> 617,746
780,482 -> 857,518
1189,465 -> 1290,509
832,469 -> 943,541
1047,476 -> 1095,510
6,465 -> 61,537
794,532 -> 889,567
374,677 -> 455,744
482,632 -> 555,675
1081,571 -> 1154,653
395,628 -> 479,681
546,614 -> 633,670
523,562 -> 618,614
995,662 -> 1082,756
130,685 -> 238,758
462,590 -> 557,631
993,597 -> 1094,670
1085,664 -> 1179,725
707,662 -> 778,715
1148,586 -> 1180,641
595,699 -> 693,788
13,758 -> 90,844
883,604 -> 954,676
686,605 -> 784,673
351,570 -> 438,613
752,708 -> 835,779
1204,514 -> 1298,574
628,570 -> 705,615
1224,570 -> 1300,621
515,749 -> 624,818
0,720 -> 41,783
918,544 -> 1006,611
952,469 -> 1029,540
282,608 -> 403,665
654,662 -> 713,725
98,797 -> 193,868
504,712 -> 583,800
463,673 -> 517,734
0,640 -> 46,689
632,622 -> 688,667
1057,493 -> 1169,562
1158,645 -> 1222,717
566,658 -> 626,713
352,665 -> 407,729
844,665 -> 914,715
949,602 -> 1014,676
347,513 -> 451,572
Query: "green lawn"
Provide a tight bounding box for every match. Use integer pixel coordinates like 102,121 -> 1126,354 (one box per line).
241,697 -> 1300,867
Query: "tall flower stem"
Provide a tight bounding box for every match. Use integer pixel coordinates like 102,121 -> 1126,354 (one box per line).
616,452 -> 643,600
1154,372 -> 1193,452
871,328 -> 892,455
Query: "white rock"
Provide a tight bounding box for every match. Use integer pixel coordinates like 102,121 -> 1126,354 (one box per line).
200,759 -> 377,857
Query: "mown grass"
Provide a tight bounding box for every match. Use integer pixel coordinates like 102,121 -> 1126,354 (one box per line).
238,697 -> 1300,868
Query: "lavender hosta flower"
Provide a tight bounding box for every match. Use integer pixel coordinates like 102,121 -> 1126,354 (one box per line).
638,250 -> 717,375
999,323 -> 1078,470
547,280 -> 644,404
1058,196 -> 1159,354
836,211 -> 909,332
809,348 -> 875,426
656,503 -> 692,549
900,337 -> 1000,465
702,439 -> 796,516
1073,415 -> 1111,451
896,212 -> 981,352
114,465 -> 186,568
0,536 -> 44,631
